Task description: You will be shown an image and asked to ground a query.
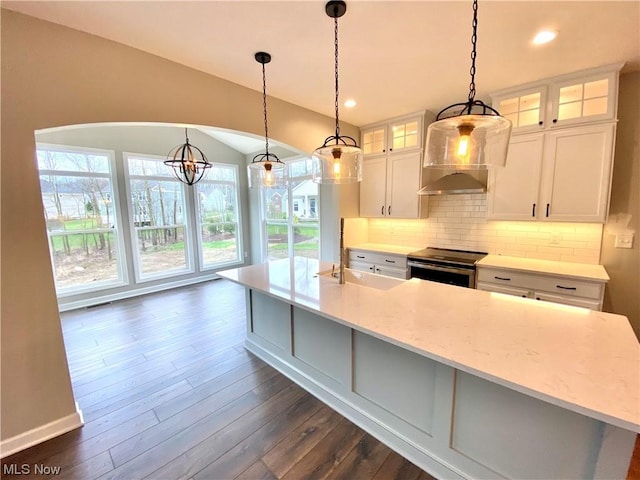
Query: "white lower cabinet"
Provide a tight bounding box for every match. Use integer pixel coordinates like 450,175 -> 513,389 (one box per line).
477,267 -> 604,310
348,249 -> 409,279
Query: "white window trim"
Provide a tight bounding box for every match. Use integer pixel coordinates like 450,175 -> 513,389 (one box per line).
36,143 -> 129,296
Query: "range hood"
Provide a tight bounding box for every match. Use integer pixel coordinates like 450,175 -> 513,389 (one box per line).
417,172 -> 486,195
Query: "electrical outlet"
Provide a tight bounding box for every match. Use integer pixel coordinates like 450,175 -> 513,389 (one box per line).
615,234 -> 634,249
549,233 -> 561,246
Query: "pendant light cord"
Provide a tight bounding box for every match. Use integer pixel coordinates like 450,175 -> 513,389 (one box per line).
334,14 -> 341,139
467,0 -> 478,104
261,61 -> 270,156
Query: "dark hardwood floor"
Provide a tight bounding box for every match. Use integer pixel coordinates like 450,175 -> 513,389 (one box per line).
1,279 -> 436,480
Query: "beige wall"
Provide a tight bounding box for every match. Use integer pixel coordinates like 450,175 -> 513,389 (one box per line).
0,10 -> 357,442
602,72 -> 640,337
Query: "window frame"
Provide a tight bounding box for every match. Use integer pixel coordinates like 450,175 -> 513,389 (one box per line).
194,163 -> 244,272
36,143 -> 129,296
123,152 -> 195,283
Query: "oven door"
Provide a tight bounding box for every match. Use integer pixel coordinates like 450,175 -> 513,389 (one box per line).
407,260 -> 476,288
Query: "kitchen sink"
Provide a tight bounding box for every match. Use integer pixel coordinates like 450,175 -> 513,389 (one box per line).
319,268 -> 405,291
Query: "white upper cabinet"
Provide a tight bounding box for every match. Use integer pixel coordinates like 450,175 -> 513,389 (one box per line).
359,152 -> 428,218
486,133 -> 544,220
361,112 -> 425,157
488,64 -> 621,223
541,123 -> 615,222
487,117 -> 616,223
491,64 -> 622,134
359,111 -> 433,219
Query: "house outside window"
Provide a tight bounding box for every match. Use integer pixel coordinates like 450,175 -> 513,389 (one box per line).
261,158 -> 320,260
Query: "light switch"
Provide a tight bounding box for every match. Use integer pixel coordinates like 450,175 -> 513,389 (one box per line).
614,233 -> 634,249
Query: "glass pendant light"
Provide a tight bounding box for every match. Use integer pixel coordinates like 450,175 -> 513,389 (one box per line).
164,128 -> 212,185
248,52 -> 287,189
312,0 -> 363,184
424,0 -> 512,169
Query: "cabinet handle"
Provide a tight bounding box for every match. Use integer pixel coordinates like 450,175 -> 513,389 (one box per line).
532,203 -> 536,217
552,119 -> 558,123
388,206 -> 391,215
538,121 -> 543,126
369,266 -> 374,271
356,255 -> 365,259
546,203 -> 550,217
494,276 -> 511,281
385,259 -> 396,263
375,267 -> 380,273
536,297 -> 541,301
382,149 -> 386,153
381,205 -> 384,215
389,148 -> 393,152
556,285 -> 577,291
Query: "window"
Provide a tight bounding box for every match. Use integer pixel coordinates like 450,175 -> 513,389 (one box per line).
262,158 -> 319,260
37,145 -> 126,294
195,164 -> 242,269
126,154 -> 191,280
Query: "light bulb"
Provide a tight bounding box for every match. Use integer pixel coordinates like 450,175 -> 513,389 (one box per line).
456,123 -> 474,158
333,160 -> 341,176
264,163 -> 273,186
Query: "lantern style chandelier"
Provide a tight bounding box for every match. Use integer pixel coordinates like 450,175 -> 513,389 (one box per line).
424,0 -> 512,169
164,128 -> 212,185
248,52 -> 287,189
312,0 -> 363,184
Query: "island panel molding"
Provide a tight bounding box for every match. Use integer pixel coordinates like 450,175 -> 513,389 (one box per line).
219,258 -> 639,479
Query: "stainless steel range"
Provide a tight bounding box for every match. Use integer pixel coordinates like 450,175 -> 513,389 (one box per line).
407,247 -> 488,288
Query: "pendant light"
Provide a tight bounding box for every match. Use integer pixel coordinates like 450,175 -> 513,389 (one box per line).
248,52 -> 287,189
312,0 -> 363,184
424,0 -> 512,169
164,128 -> 212,185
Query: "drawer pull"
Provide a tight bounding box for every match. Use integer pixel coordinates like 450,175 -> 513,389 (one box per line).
388,206 -> 391,215
546,203 -> 550,217
494,276 -> 511,281
381,205 -> 384,215
556,285 -> 577,290
356,255 -> 365,259
532,203 -> 536,217
385,259 -> 396,263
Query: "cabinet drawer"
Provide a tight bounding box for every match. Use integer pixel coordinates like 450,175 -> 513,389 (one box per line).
349,260 -> 375,273
476,282 -> 530,298
477,267 -> 603,300
348,250 -> 408,269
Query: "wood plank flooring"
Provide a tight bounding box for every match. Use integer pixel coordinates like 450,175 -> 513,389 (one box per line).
1,279 -> 436,480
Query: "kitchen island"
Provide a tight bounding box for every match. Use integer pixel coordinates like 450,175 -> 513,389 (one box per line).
218,257 -> 639,479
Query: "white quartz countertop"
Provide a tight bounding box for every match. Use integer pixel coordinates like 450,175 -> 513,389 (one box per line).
218,258 -> 639,433
348,243 -> 419,256
478,254 -> 610,282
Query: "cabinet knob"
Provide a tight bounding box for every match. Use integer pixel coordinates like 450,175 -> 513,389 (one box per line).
369,266 -> 374,271
389,148 -> 393,152
382,149 -> 386,153
538,121 -> 543,126
552,119 -> 558,123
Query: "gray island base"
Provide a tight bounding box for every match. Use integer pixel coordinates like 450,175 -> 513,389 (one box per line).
219,258 -> 639,479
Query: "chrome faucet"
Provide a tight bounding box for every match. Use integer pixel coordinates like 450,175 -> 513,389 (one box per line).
338,217 -> 345,284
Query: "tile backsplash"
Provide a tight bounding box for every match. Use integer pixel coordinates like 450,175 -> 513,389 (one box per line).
366,194 -> 603,264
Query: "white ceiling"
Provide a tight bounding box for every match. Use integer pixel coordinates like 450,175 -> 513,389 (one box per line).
3,1 -> 639,127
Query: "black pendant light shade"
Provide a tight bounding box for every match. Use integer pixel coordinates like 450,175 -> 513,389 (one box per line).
424,0 -> 512,169
248,51 -> 287,189
312,0 -> 363,184
164,128 -> 212,185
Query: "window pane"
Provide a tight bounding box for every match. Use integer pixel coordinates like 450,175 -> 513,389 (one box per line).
264,188 -> 289,221
37,146 -> 125,294
127,157 -> 190,278
267,221 -> 289,260
293,224 -> 319,259
196,166 -> 242,269
136,226 -> 187,275
48,232 -> 120,288
38,150 -> 110,173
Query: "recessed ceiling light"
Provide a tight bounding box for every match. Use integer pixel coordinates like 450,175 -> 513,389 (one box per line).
344,99 -> 357,108
533,30 -> 558,45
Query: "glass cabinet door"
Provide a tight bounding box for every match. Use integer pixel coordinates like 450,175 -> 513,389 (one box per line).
361,126 -> 387,156
549,71 -> 616,127
388,117 -> 421,154
493,86 -> 547,132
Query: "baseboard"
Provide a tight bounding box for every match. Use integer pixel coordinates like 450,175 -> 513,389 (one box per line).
0,404 -> 84,459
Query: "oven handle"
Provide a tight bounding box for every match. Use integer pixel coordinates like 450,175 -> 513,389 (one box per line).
407,261 -> 473,275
